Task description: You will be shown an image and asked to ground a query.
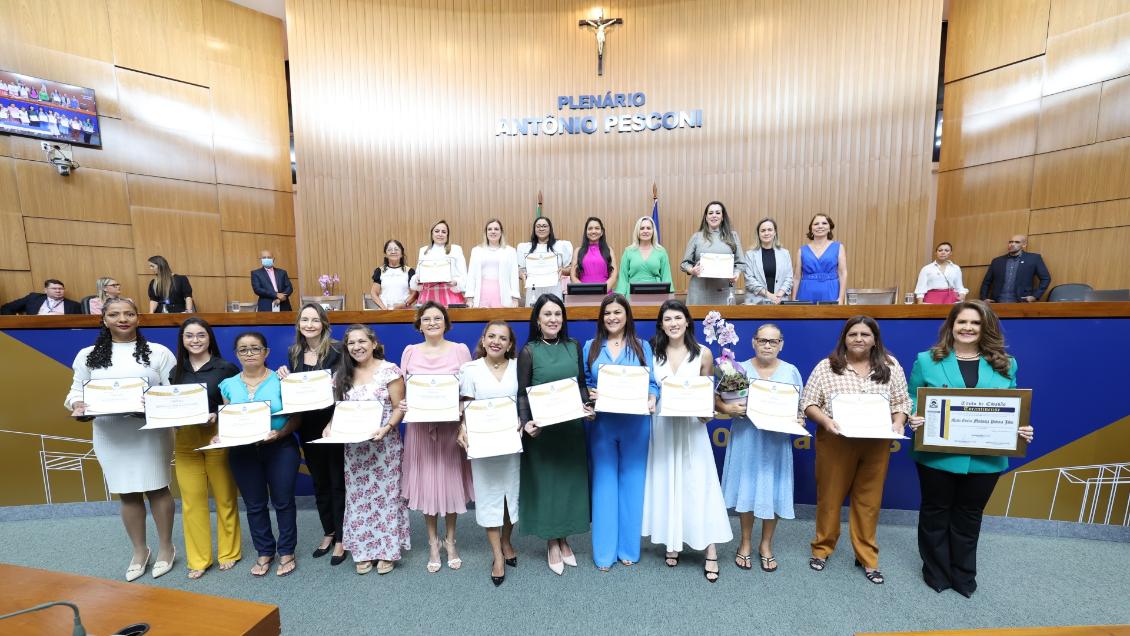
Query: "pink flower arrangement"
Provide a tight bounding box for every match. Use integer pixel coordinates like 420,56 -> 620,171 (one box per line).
317,273 -> 340,296
703,311 -> 749,394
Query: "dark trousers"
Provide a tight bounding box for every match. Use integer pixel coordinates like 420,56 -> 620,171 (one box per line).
229,435 -> 301,557
915,463 -> 1000,595
300,418 -> 346,541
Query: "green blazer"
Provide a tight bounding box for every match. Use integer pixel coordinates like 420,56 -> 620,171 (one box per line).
908,351 -> 1018,474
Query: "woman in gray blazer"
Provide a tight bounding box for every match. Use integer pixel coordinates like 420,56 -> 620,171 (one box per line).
743,218 -> 793,305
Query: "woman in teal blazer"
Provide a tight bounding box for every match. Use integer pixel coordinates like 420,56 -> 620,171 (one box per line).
908,300 -> 1034,598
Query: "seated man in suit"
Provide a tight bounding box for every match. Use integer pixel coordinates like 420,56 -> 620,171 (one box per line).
251,250 -> 294,312
980,235 -> 1051,303
1,279 -> 83,315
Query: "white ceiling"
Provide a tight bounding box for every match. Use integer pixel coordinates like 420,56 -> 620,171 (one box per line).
228,0 -> 285,20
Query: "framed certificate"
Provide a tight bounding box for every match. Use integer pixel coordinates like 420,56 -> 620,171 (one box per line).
278,370 -> 334,414
746,379 -> 809,436
659,376 -> 715,418
81,378 -> 147,416
142,383 -> 210,429
699,253 -> 735,279
197,401 -> 272,449
524,251 -> 560,288
418,258 -> 453,284
404,374 -> 460,422
831,393 -> 905,439
914,388 -> 1031,457
313,400 -> 385,443
463,397 -> 522,459
526,378 -> 587,426
595,364 -> 650,415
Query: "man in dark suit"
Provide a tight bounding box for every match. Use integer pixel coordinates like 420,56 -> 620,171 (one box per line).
980,235 -> 1051,302
1,279 -> 83,315
251,250 -> 294,312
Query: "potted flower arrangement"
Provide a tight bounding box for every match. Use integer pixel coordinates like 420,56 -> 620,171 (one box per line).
317,273 -> 340,296
703,311 -> 749,405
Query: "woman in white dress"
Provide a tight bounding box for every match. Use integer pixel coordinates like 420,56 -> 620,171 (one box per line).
464,219 -> 521,308
516,216 -> 572,306
457,320 -> 521,586
641,300 -> 733,583
370,239 -> 418,309
66,298 -> 178,581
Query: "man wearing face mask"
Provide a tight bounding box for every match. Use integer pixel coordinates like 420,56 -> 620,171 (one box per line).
251,250 -> 294,312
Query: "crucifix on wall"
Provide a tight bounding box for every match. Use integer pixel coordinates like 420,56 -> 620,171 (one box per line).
578,9 -> 623,76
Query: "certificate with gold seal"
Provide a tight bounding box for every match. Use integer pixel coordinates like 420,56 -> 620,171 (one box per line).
197,401 -> 272,449
142,383 -> 210,429
914,388 -> 1031,457
526,378 -> 587,426
313,400 -> 386,443
595,365 -> 650,415
278,370 -> 334,414
463,397 -> 522,459
523,251 -> 560,288
418,257 -> 453,284
404,374 -> 460,422
699,253 -> 735,279
81,378 -> 148,416
658,376 -> 715,418
746,379 -> 809,436
831,393 -> 906,439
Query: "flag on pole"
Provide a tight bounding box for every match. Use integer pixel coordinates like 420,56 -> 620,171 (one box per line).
651,183 -> 660,244
536,190 -> 543,219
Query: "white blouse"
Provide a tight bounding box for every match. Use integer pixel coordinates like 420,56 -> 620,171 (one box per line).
411,244 -> 468,293
914,261 -> 968,298
459,358 -> 519,400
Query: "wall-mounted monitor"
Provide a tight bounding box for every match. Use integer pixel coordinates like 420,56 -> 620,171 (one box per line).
0,69 -> 101,148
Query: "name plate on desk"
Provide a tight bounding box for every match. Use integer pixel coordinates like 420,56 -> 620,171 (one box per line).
915,388 -> 1031,457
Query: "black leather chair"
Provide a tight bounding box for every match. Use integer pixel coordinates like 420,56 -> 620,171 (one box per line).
1047,283 -> 1092,302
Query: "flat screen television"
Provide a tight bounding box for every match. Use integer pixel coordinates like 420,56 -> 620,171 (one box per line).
0,69 -> 101,148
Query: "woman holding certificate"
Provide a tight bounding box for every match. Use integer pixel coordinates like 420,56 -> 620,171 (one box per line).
464,219 -> 521,308
281,303 -> 346,565
801,316 -> 911,584
570,216 -> 618,292
906,301 -> 1033,597
171,318 -> 241,580
516,216 -> 573,306
400,301 -> 474,573
718,323 -> 803,574
458,321 -> 521,586
614,216 -> 672,296
66,298 -> 178,581
793,214 -> 846,304
330,325 -> 410,576
679,201 -> 747,305
743,218 -> 793,305
412,220 -> 467,307
584,293 -> 659,571
516,294 -> 593,575
219,332 -> 301,577
642,300 -> 731,582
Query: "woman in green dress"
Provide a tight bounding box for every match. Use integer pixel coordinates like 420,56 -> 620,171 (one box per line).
614,216 -> 673,297
516,294 -> 595,576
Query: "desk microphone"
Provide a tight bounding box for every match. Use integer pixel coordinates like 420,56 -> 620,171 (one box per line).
0,600 -> 86,635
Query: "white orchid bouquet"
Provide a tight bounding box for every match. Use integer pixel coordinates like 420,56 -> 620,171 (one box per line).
317,273 -> 340,296
703,310 -> 749,395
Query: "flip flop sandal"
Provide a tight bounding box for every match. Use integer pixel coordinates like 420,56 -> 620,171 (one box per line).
735,553 -> 753,570
809,557 -> 827,571
759,555 -> 778,572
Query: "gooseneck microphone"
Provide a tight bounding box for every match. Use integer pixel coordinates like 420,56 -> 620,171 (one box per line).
0,600 -> 86,635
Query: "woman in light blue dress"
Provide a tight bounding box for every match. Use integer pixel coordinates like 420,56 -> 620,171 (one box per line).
793,214 -> 846,303
717,323 -> 804,573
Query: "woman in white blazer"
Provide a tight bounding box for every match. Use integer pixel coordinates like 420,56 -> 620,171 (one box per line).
743,218 -> 794,305
465,219 -> 521,308
411,219 -> 468,307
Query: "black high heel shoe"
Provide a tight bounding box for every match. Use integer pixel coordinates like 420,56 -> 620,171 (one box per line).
330,549 -> 350,566
504,556 -> 517,568
312,537 -> 334,559
491,572 -> 505,587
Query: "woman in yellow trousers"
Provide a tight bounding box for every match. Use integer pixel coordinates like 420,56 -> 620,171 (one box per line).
171,318 -> 242,579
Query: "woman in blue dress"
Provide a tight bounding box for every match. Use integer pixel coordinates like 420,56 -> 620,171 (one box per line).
793,214 -> 847,304
717,323 -> 804,573
584,293 -> 659,570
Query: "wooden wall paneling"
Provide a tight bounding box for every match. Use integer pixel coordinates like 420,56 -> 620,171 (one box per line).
1029,198 -> 1130,234
960,265 -> 990,298
0,213 -> 30,270
114,68 -> 213,136
225,276 -> 258,305
218,185 -> 295,235
0,270 -> 34,304
221,231 -> 296,279
2,44 -> 121,118
213,137 -> 292,192
27,244 -> 136,301
940,58 -> 1044,170
1097,74 -> 1130,142
936,157 -> 1034,219
1036,83 -> 1101,153
1035,225 -> 1130,289
8,0 -> 114,63
1031,136 -> 1130,208
14,160 -> 131,223
1048,0 -> 1130,36
0,135 -> 10,158
933,208 -> 1032,266
944,0 -> 1051,83
106,0 -> 209,87
130,206 -> 225,277
1043,9 -> 1130,96
23,218 -> 133,249
125,174 -> 218,213
71,117 -> 217,184
0,156 -> 21,215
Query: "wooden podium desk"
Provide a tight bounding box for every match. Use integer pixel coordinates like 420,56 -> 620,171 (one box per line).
0,564 -> 280,635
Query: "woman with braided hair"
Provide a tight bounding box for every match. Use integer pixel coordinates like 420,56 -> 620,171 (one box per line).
65,298 -> 178,581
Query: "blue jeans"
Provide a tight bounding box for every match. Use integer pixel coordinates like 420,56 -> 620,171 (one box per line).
228,435 -> 300,557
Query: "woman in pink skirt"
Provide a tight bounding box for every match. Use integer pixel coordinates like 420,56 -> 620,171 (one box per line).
400,301 -> 474,572
465,218 -> 520,308
412,220 -> 467,307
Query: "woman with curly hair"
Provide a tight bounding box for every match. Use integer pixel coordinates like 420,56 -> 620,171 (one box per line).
65,298 -> 178,581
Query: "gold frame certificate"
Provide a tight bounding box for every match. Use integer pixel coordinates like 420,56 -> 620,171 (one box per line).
81,378 -> 148,416
198,401 -> 271,449
278,370 -> 334,414
831,393 -> 906,439
596,365 -> 651,415
463,397 -> 523,459
659,376 -> 715,418
142,383 -> 210,429
699,253 -> 735,279
914,388 -> 1031,457
405,374 -> 460,422
524,251 -> 560,288
746,379 -> 809,436
526,378 -> 587,426
418,257 -> 454,284
313,400 -> 385,443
